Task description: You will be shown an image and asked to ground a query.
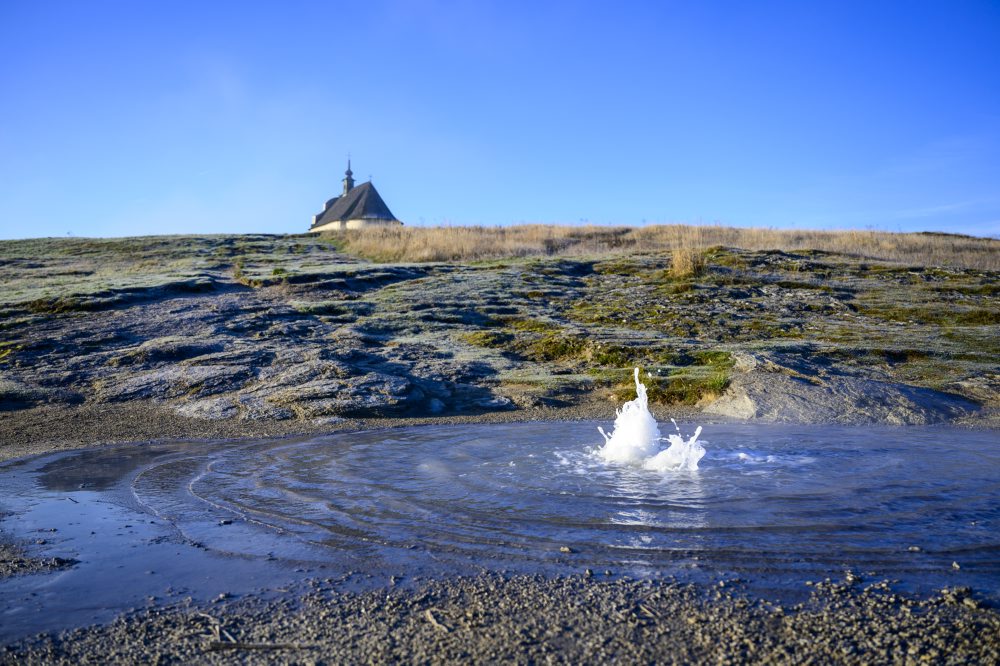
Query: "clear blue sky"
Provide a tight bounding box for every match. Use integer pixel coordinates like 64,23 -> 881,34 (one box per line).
1,1 -> 998,239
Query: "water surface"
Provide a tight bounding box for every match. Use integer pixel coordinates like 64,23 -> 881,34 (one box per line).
1,422 -> 997,641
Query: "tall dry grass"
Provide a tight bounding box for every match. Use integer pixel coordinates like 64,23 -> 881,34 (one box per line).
326,224 -> 999,271
670,247 -> 706,279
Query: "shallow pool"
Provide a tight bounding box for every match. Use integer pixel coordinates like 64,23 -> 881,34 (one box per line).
1,421 -> 997,641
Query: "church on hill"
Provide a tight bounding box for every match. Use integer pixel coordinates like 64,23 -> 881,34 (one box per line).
308,160 -> 402,232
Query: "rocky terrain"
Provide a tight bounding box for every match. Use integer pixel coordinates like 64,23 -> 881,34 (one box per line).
2,232 -> 998,663
5,573 -> 998,665
1,233 -> 997,453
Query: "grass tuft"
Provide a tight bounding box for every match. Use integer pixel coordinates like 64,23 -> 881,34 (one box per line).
670,248 -> 705,279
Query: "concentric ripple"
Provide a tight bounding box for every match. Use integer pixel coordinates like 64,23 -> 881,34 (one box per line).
128,421 -> 1000,591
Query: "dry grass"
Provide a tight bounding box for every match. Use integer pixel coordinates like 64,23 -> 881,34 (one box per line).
327,225 -> 1000,270
670,247 -> 706,279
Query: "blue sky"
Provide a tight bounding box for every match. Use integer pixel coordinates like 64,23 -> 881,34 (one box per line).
1,1 -> 998,239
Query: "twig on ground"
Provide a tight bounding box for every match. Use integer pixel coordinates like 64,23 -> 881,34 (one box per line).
425,608 -> 451,633
206,642 -> 313,652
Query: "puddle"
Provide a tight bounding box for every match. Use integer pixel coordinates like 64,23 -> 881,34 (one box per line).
1,421 -> 998,642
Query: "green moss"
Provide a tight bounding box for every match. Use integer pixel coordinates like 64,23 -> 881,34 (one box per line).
586,343 -> 642,367
739,319 -> 803,339
703,247 -> 749,270
231,258 -> 264,288
317,235 -> 345,251
25,296 -> 92,314
292,301 -> 350,316
931,283 -> 1000,297
502,317 -> 558,333
0,341 -> 23,363
593,259 -> 644,276
523,333 -> 587,361
691,350 -> 735,368
654,281 -> 696,295
463,323 -> 661,368
602,351 -> 733,404
953,309 -> 1000,325
858,305 -> 1000,326
460,330 -> 514,348
773,280 -> 830,291
611,368 -> 730,405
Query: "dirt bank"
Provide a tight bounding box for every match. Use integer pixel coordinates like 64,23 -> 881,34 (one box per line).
0,400 -> 702,463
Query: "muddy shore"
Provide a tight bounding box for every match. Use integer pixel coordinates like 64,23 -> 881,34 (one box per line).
3,408 -> 999,664
0,401 -> 669,464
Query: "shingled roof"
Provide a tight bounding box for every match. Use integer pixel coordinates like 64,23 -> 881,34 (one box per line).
310,181 -> 399,230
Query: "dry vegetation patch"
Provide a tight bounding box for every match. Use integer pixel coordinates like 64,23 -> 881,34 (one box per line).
327,224 -> 999,270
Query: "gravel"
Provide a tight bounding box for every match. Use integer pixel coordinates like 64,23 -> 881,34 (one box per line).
4,574 -> 997,665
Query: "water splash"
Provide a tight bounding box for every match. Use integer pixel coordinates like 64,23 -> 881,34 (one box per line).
598,368 -> 705,472
643,419 -> 705,472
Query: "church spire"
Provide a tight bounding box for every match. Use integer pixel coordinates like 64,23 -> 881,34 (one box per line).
342,158 -> 355,195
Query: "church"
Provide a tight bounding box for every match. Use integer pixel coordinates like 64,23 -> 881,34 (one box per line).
308,161 -> 402,232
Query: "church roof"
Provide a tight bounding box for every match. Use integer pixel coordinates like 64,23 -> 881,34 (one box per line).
310,181 -> 399,229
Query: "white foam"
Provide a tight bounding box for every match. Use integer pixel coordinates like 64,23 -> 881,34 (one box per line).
598,368 -> 706,472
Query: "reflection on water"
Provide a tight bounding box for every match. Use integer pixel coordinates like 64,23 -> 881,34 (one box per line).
36,444 -> 179,491
1,420 -> 998,640
126,422 -> 1000,588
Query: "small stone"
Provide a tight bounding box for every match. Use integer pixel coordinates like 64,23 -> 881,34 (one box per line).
907,545 -> 921,552
559,546 -> 573,553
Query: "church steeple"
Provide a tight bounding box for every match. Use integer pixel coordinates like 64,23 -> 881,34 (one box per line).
342,158 -> 355,195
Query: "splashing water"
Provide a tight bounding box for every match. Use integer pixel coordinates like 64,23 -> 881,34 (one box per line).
598,368 -> 705,472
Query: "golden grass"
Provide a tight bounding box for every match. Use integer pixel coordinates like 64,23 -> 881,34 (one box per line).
326,224 -> 1000,270
670,247 -> 706,279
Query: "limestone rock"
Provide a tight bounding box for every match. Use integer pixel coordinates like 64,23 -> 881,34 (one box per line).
706,372 -> 979,425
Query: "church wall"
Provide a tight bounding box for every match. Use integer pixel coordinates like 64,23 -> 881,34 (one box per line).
309,218 -> 402,233
308,220 -> 347,233
345,219 -> 402,229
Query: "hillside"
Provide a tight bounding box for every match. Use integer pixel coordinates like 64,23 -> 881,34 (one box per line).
1,227 -> 997,455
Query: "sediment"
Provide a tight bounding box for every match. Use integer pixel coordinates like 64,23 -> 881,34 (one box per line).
4,574 -> 998,665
